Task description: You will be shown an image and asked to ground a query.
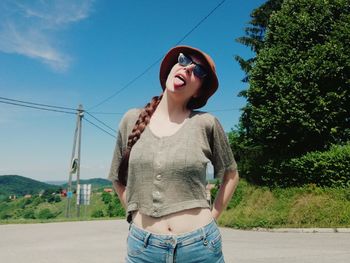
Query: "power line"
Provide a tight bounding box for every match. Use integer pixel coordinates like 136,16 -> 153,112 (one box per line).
88,107 -> 241,115
0,97 -> 240,142
88,111 -> 124,115
209,108 -> 242,112
84,108 -> 240,135
173,0 -> 226,46
0,99 -> 76,115
87,57 -> 162,111
83,116 -> 116,139
0,95 -> 241,118
0,96 -> 77,111
82,107 -> 240,141
88,0 -> 227,110
84,111 -> 116,133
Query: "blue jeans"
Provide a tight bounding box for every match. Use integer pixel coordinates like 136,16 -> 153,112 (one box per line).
126,220 -> 225,263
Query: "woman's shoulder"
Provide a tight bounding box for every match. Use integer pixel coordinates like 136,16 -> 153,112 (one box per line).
119,108 -> 142,129
122,108 -> 142,120
191,110 -> 218,128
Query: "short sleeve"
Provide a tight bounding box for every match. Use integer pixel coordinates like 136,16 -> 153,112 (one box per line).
210,117 -> 237,179
107,109 -> 140,182
108,130 -> 123,182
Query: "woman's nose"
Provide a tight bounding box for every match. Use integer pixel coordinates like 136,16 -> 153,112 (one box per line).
184,63 -> 195,74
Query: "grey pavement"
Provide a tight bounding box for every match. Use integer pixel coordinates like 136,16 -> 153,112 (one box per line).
0,219 -> 349,263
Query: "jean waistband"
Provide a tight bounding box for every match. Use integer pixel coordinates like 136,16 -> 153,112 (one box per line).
128,219 -> 218,249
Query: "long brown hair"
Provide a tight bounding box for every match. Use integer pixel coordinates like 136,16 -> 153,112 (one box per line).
117,93 -> 163,185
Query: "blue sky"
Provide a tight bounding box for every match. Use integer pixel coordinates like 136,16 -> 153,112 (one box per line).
0,0 -> 266,182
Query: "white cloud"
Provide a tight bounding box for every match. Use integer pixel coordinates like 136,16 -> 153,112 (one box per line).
0,0 -> 94,72
16,1 -> 93,28
0,22 -> 70,71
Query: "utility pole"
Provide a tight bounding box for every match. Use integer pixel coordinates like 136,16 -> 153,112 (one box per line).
65,104 -> 84,218
76,105 -> 83,217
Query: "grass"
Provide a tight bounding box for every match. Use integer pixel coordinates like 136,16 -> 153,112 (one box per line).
219,179 -> 350,229
1,180 -> 350,228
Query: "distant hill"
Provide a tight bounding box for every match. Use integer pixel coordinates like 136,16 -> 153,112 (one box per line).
0,175 -> 59,197
45,180 -> 66,185
0,176 -> 112,199
59,178 -> 112,190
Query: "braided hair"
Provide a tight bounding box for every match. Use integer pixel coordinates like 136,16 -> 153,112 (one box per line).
117,93 -> 163,185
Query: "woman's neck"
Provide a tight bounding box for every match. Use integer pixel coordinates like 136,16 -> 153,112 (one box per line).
155,91 -> 191,123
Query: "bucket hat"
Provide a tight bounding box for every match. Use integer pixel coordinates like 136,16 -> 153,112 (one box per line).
159,45 -> 219,109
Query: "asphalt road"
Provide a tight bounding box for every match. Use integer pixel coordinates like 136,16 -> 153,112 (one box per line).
0,219 -> 349,263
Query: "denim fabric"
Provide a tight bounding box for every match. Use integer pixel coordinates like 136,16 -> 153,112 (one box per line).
125,220 -> 225,263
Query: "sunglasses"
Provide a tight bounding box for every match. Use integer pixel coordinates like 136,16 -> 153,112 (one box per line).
178,53 -> 207,79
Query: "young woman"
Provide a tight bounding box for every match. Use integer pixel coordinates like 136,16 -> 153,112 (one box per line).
109,45 -> 239,262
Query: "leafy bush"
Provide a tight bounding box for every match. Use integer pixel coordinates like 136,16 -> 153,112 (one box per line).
54,195 -> 61,203
48,195 -> 61,203
101,191 -> 112,204
91,209 -> 105,218
37,208 -> 56,219
282,143 -> 350,187
31,196 -> 45,206
227,179 -> 246,210
0,195 -> 8,202
23,209 -> 36,219
210,180 -> 220,205
106,193 -> 125,217
0,211 -> 12,219
18,198 -> 33,209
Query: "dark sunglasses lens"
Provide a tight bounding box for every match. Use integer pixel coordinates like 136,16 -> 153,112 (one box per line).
178,53 -> 191,66
194,66 -> 207,79
178,53 -> 207,78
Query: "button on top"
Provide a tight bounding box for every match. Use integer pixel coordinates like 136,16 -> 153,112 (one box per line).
152,209 -> 158,216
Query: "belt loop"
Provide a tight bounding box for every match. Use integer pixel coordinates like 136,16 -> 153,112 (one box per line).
201,227 -> 206,239
143,233 -> 151,248
201,227 -> 208,246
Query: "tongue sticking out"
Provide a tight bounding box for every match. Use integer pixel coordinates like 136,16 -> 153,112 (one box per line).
174,76 -> 185,89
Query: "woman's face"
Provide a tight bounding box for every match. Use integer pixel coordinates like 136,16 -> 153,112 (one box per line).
165,53 -> 205,104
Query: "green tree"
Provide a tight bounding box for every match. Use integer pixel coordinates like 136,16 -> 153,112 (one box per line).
101,191 -> 112,204
237,0 -> 350,186
106,193 -> 125,217
235,0 -> 283,83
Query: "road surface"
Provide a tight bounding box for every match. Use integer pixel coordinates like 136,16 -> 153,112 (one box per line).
0,219 -> 349,262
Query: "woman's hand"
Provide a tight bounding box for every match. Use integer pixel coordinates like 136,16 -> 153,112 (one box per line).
211,169 -> 239,220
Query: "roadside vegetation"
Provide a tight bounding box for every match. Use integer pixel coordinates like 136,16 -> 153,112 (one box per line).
0,188 -> 124,224
1,180 -> 349,229
217,179 -> 350,229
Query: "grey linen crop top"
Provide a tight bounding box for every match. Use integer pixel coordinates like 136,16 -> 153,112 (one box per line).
108,108 -> 237,219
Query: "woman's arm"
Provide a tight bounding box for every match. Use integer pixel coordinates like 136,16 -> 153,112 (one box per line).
112,180 -> 127,210
211,169 -> 239,220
